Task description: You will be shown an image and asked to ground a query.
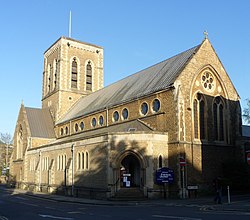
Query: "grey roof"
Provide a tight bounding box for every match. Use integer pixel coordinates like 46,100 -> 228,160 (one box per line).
57,44 -> 200,125
25,107 -> 55,138
52,119 -> 154,145
242,125 -> 250,137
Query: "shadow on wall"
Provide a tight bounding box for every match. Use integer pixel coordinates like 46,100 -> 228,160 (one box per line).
8,95 -> 250,198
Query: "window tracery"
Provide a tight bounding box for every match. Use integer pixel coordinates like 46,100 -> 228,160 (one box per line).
193,93 -> 206,140
213,97 -> 224,141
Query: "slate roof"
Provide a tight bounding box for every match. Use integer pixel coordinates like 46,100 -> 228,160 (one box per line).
25,107 -> 55,138
57,44 -> 201,125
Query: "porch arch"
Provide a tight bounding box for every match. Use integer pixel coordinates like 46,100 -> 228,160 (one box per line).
112,150 -> 147,188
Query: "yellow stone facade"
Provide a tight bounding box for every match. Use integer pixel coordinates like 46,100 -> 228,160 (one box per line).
10,37 -> 242,199
42,37 -> 104,122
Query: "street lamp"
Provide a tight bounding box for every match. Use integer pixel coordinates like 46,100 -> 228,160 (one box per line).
71,144 -> 75,196
39,150 -> 42,191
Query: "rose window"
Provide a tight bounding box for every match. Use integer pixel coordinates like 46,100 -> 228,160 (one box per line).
201,71 -> 215,91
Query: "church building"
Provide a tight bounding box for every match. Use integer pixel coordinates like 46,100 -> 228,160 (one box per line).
10,36 -> 242,199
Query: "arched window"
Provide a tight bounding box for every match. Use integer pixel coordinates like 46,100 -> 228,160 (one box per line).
85,152 -> 89,169
193,93 -> 206,140
64,155 -> 67,170
78,152 -> 81,170
17,125 -> 23,159
58,155 -> 60,170
193,99 -> 198,139
86,61 -> 92,91
200,99 -> 205,139
158,155 -> 163,168
60,155 -> 63,170
213,97 -> 224,141
81,152 -> 84,169
71,58 -> 77,88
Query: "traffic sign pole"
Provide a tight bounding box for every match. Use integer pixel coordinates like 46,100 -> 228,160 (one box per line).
179,157 -> 186,199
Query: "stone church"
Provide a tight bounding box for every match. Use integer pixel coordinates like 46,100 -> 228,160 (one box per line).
10,36 -> 242,199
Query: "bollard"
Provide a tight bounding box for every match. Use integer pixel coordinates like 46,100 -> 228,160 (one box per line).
227,185 -> 231,204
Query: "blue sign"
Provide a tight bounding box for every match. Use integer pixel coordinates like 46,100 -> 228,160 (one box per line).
155,167 -> 174,184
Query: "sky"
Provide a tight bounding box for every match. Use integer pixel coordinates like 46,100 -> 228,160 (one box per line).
0,0 -> 250,136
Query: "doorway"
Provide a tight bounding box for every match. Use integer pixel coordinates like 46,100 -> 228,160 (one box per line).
120,154 -> 141,187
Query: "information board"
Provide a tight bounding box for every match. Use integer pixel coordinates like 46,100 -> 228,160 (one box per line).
155,167 -> 174,184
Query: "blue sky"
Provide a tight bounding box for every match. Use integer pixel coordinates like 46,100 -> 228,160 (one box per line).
0,0 -> 250,136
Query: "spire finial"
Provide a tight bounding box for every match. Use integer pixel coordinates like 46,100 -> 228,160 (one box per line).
203,30 -> 208,39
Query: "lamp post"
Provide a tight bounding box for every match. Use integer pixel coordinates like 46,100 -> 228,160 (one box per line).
71,144 -> 75,196
39,150 -> 41,191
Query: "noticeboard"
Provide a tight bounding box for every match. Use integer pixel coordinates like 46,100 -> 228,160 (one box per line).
155,167 -> 174,184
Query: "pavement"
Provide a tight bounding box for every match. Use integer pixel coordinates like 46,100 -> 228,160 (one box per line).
2,185 -> 250,212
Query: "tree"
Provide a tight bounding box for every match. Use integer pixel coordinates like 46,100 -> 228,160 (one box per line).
0,132 -> 13,176
243,99 -> 250,124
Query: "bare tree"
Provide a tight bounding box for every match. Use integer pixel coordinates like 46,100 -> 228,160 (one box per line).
0,132 -> 12,173
243,99 -> 250,125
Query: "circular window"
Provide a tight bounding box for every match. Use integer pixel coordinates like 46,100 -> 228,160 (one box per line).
99,115 -> 104,126
152,99 -> 160,113
91,118 -> 97,127
201,71 -> 215,92
65,126 -> 68,135
140,102 -> 148,115
80,121 -> 84,130
75,123 -> 78,132
113,111 -> 119,122
122,108 -> 129,120
60,128 -> 64,136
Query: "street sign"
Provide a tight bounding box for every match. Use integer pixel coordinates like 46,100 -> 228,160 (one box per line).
155,167 -> 174,184
179,157 -> 186,166
247,153 -> 250,165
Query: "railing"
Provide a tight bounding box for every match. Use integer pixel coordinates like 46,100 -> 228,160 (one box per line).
114,177 -> 120,193
108,177 -> 120,196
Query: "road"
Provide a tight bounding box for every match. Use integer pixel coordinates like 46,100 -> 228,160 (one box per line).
0,186 -> 250,219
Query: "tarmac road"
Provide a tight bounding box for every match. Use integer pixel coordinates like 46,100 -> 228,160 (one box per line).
1,185 -> 250,220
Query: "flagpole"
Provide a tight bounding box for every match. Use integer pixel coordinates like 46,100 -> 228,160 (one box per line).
69,10 -> 72,38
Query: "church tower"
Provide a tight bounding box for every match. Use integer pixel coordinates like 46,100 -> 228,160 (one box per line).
42,37 -> 104,122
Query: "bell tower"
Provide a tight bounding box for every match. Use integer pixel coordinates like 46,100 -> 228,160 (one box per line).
42,36 -> 104,122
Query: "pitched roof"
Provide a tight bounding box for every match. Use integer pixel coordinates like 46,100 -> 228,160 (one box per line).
49,119 -> 155,146
57,44 -> 200,125
25,107 -> 55,138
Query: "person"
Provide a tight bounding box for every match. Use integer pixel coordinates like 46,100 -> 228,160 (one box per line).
213,177 -> 222,204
